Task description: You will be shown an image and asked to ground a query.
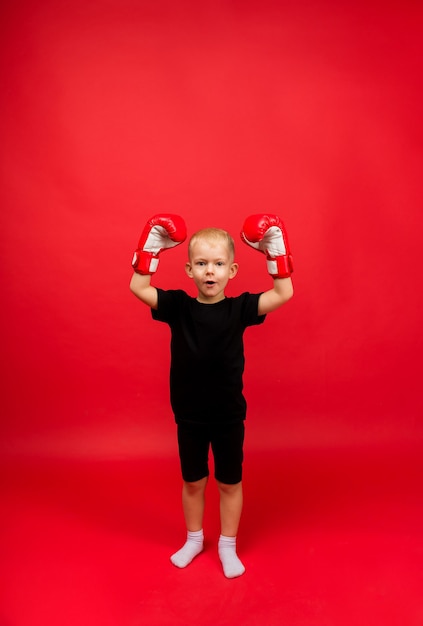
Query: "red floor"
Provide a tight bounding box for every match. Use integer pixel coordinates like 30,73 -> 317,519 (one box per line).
1,444 -> 422,626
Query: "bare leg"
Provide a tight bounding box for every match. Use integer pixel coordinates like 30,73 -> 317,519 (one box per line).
182,477 -> 208,531
170,477 -> 207,568
217,480 -> 245,578
217,480 -> 243,537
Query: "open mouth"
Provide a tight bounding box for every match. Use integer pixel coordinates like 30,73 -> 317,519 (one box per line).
205,281 -> 216,286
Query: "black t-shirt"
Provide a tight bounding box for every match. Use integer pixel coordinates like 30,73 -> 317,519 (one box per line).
152,289 -> 266,424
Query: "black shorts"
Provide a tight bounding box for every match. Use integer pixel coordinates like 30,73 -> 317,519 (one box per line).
176,421 -> 245,485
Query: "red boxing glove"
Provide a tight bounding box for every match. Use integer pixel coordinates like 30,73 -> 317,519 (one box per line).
132,214 -> 187,274
241,214 -> 293,278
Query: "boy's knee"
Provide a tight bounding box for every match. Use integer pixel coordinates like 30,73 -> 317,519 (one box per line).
216,480 -> 242,495
183,477 -> 207,495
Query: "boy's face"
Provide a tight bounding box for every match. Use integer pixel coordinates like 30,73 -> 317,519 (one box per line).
185,237 -> 238,304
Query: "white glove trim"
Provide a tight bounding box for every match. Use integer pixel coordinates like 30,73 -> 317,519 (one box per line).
144,225 -> 181,255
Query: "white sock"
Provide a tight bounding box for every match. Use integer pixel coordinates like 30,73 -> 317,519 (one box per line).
170,529 -> 204,568
218,535 -> 245,578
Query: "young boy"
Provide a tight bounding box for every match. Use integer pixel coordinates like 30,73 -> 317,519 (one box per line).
130,213 -> 293,578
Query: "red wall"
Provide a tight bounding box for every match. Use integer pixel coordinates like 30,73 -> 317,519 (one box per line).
1,0 -> 422,458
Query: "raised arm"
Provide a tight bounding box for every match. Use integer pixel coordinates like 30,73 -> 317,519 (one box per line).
129,213 -> 187,309
240,214 -> 294,315
130,272 -> 159,309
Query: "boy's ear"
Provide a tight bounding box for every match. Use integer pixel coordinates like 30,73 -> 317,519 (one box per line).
229,262 -> 239,279
185,262 -> 194,278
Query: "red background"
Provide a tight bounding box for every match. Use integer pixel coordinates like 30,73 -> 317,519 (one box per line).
1,1 -> 422,625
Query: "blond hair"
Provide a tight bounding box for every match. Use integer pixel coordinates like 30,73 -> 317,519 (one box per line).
188,227 -> 235,261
